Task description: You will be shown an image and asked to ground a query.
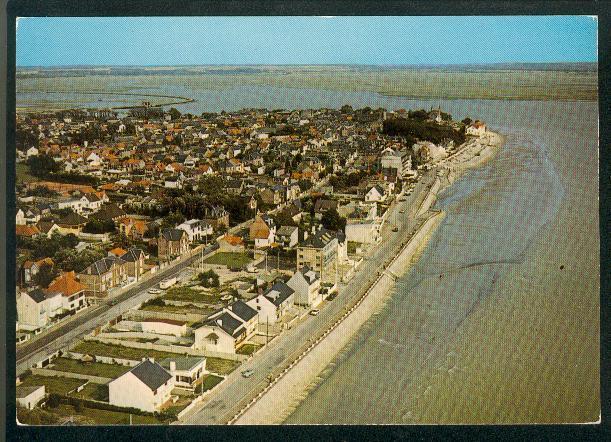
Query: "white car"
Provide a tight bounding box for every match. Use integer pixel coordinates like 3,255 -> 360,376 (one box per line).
241,369 -> 255,378
148,288 -> 162,294
310,309 -> 320,316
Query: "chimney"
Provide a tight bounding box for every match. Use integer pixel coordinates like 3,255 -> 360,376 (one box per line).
170,361 -> 176,372
142,357 -> 146,362
149,357 -> 155,363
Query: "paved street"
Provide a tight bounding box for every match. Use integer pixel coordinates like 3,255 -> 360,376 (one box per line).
16,243 -> 218,375
181,169 -> 437,424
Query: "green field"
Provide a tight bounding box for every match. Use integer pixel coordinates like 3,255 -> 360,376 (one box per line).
19,374 -> 85,396
163,286 -> 220,303
51,404 -> 162,425
236,343 -> 262,356
70,383 -> 109,402
50,357 -> 131,379
199,374 -> 224,392
203,252 -> 252,268
205,357 -> 241,375
16,163 -> 37,184
72,341 -> 188,361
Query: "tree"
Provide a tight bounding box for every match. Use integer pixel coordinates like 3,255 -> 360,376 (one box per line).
26,154 -> 60,178
321,208 -> 346,232
83,219 -> 116,234
198,270 -> 219,288
461,117 -> 473,126
161,211 -> 185,229
33,263 -> 59,288
168,108 -> 181,121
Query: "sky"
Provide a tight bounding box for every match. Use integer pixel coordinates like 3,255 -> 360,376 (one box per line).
16,16 -> 598,66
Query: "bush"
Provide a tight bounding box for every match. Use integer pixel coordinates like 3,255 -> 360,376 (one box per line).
198,270 -> 220,288
47,393 -> 61,409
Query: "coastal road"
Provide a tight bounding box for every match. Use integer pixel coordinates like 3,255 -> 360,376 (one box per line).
16,243 -> 218,376
180,169 -> 438,424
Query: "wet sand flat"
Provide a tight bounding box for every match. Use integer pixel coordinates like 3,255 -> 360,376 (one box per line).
285,100 -> 599,424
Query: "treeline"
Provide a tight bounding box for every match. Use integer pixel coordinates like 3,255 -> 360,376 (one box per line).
128,176 -> 253,227
26,154 -> 99,186
382,118 -> 465,146
18,233 -> 106,273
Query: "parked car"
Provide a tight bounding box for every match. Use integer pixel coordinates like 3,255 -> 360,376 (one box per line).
148,288 -> 162,294
241,369 -> 255,378
392,227 -> 399,232
310,309 -> 320,316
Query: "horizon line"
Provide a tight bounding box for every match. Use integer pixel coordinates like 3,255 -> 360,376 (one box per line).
16,61 -> 598,68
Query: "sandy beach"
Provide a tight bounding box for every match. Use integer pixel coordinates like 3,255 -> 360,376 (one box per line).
233,133 -> 504,424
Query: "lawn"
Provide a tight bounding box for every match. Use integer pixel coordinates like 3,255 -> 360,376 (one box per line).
50,357 -> 130,379
236,343 -> 262,356
49,404 -> 163,425
70,383 -> 109,402
72,341 -> 189,361
163,286 -> 208,302
19,374 -> 85,396
199,374 -> 224,392
16,163 -> 37,184
203,252 -> 251,268
205,357 -> 241,375
140,302 -> 213,316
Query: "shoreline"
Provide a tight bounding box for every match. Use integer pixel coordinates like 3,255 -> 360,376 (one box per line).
232,131 -> 505,424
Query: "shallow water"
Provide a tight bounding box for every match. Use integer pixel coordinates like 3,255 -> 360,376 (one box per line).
284,100 -> 599,424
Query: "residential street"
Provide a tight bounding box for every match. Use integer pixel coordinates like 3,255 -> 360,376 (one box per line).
16,243 -> 218,376
180,169 -> 437,424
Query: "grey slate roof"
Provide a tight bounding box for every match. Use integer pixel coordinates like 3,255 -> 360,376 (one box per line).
206,312 -> 244,338
27,288 -> 47,304
120,248 -> 145,262
161,228 -> 186,242
263,282 -> 295,307
84,256 -> 125,275
129,360 -> 172,391
300,227 -> 337,249
159,356 -> 205,372
277,225 -> 297,236
228,300 -> 258,322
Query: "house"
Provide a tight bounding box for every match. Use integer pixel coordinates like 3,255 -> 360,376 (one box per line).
202,205 -> 229,230
45,271 -> 87,313
16,385 -> 45,410
194,301 -> 258,354
16,208 -> 26,225
158,228 -> 189,260
57,212 -> 88,234
249,215 -> 275,249
380,147 -> 412,178
19,257 -> 54,286
297,227 -> 338,285
90,203 -> 126,223
159,356 -> 207,390
466,120 -> 487,137
314,199 -> 338,219
108,359 -> 174,412
118,217 -> 148,240
78,256 -> 127,297
108,247 -> 127,258
177,219 -> 213,242
365,185 -> 386,202
246,281 -> 295,325
287,266 -> 322,307
276,225 -> 298,248
120,248 -> 146,279
16,289 -> 51,331
16,224 -> 41,238
26,146 -> 39,158
218,234 -> 245,252
36,220 -> 62,238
